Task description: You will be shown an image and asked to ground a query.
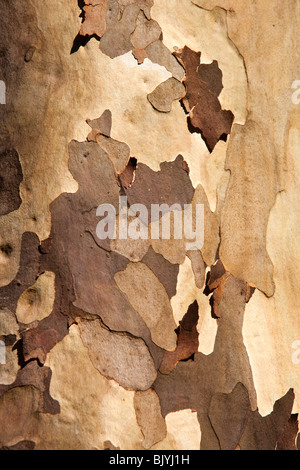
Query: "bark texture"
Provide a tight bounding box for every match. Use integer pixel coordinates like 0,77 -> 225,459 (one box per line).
0,0 -> 300,450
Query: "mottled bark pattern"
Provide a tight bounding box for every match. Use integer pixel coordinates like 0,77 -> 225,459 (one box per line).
0,0 -> 299,451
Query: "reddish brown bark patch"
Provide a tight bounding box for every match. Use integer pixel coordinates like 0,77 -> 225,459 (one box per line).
159,300 -> 199,374
182,159 -> 190,174
276,413 -> 299,450
205,260 -> 256,318
174,46 -> 234,152
0,232 -> 41,312
132,48 -> 148,64
118,157 -> 137,188
21,314 -> 68,365
80,0 -> 108,39
198,60 -> 223,97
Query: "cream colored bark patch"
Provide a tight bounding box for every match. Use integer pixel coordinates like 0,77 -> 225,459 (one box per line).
202,139 -> 229,213
220,121 -> 277,296
37,325 -> 143,450
115,262 -> 177,350
243,129 -> 300,417
16,271 -> 55,324
134,389 -> 167,448
171,256 -> 198,326
152,409 -> 201,450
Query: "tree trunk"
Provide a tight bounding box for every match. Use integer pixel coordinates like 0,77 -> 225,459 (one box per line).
0,0 -> 299,450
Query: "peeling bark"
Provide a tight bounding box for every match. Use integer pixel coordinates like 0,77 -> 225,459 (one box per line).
0,0 -> 299,451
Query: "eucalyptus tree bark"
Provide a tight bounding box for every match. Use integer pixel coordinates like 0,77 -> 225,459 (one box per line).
0,0 -> 299,450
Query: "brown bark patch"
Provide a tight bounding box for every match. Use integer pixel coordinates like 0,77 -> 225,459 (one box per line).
174,46 -> 234,152
159,300 -> 199,374
0,149 -> 23,216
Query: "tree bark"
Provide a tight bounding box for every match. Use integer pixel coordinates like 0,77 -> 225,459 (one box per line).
0,0 -> 299,450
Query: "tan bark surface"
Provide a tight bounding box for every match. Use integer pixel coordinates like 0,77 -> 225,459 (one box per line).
0,0 -> 299,450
